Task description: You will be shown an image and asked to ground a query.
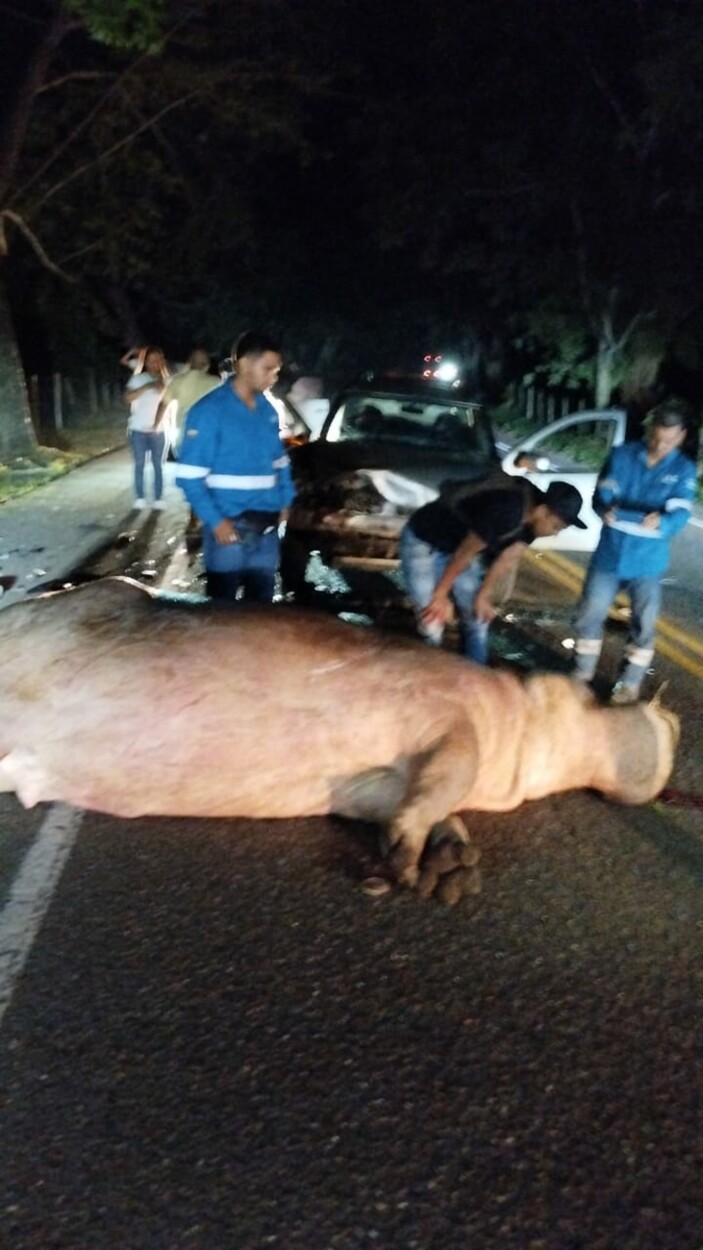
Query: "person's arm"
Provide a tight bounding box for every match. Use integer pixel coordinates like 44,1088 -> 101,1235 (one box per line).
656,461 -> 697,539
592,450 -> 621,522
473,541 -> 527,623
151,395 -> 171,430
119,347 -> 143,370
597,447 -> 696,536
174,409 -> 228,533
272,447 -> 295,520
421,531 -> 486,627
265,398 -> 296,519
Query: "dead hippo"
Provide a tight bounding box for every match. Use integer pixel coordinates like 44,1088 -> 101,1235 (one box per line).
0,577 -> 679,903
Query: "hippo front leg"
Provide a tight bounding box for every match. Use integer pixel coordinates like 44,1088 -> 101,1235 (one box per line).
385,726 -> 479,890
414,815 -> 482,904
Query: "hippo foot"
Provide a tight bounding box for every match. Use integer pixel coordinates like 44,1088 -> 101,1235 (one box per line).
416,818 -> 482,905
383,814 -> 482,905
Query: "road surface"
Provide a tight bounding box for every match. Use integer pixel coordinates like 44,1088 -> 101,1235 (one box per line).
0,450 -> 701,1249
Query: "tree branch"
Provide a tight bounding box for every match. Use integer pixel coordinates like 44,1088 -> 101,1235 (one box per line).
32,92 -> 200,211
583,55 -> 648,160
0,9 -> 71,200
570,199 -> 593,320
36,71 -> 115,94
8,76 -> 120,209
1,209 -> 77,281
117,83 -> 190,194
613,308 -> 657,354
55,238 -> 104,266
7,18 -> 188,210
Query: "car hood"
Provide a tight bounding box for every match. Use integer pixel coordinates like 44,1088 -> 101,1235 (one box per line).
291,439 -> 500,508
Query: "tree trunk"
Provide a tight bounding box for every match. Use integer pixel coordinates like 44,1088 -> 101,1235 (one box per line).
0,267 -> 39,461
595,338 -> 615,409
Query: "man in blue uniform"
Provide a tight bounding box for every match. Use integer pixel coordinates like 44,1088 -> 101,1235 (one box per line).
175,330 -> 295,603
401,479 -> 587,663
573,400 -> 697,703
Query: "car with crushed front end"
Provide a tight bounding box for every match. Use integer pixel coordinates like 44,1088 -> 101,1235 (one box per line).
280,370 -> 506,598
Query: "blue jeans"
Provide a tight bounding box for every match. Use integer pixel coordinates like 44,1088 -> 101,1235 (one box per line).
130,430 -> 166,501
203,520 -> 280,604
574,568 -> 661,689
399,523 -> 489,663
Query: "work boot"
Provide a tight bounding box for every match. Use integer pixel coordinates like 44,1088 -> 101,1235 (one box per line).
609,682 -> 641,706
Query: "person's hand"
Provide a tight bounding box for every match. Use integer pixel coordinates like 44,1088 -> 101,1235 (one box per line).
641,511 -> 661,530
213,518 -> 239,545
473,587 -> 498,624
421,592 -> 451,627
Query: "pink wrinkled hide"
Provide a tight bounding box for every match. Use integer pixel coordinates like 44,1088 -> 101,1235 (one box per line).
0,578 -> 678,881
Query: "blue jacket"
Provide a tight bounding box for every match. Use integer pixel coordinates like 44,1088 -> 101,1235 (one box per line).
175,384 -> 295,530
590,440 -> 697,577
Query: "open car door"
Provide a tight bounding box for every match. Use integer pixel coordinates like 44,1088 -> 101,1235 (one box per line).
501,408 -> 628,551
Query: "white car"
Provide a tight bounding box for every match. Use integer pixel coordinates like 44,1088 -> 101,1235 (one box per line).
501,407 -> 628,551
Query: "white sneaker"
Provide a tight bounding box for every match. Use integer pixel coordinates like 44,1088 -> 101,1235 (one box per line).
152,500 -> 166,510
133,498 -> 146,509
609,683 -> 641,706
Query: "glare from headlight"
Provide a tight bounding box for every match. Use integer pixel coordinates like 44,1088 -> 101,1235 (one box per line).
433,361 -> 459,382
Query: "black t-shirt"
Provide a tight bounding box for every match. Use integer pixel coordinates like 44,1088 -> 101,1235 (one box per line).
408,487 -> 536,557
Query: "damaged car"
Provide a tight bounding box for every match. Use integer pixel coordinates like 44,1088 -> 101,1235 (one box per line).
280,368 -> 631,601
280,371 -> 505,598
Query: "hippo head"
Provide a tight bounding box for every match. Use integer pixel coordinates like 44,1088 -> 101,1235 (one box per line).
523,675 -> 680,808
600,696 -> 680,805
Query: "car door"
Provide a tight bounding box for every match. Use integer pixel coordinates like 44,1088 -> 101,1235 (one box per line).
500,408 -> 627,550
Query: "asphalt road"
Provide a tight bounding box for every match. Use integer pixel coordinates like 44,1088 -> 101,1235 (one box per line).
0,452 -> 702,1249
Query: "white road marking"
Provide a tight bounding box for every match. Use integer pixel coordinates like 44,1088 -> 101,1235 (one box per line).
0,804 -> 83,1027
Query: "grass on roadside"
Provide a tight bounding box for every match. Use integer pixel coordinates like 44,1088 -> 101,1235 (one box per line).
0,417 -> 127,504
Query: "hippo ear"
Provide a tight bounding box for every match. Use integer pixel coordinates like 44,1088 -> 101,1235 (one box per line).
649,680 -> 669,708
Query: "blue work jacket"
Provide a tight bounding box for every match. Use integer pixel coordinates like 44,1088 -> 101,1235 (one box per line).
590,441 -> 697,577
175,384 -> 295,530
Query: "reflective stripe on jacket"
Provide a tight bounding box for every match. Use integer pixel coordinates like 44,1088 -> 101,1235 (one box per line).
175,385 -> 295,530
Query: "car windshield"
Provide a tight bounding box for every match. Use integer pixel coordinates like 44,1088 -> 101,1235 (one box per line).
325,392 -> 493,458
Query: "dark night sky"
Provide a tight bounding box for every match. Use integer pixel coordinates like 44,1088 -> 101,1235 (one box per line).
2,0 -> 703,395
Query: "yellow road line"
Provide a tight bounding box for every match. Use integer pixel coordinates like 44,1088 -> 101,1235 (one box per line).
528,550 -> 583,595
653,637 -> 703,679
526,549 -> 703,678
541,550 -> 703,658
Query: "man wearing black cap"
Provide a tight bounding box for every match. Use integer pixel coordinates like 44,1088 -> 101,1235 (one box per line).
400,479 -> 586,663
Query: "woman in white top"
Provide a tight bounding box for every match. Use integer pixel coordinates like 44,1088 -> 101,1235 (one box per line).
123,347 -> 170,509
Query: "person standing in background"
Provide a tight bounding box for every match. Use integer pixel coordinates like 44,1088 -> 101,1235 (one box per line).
151,347 -> 221,538
119,346 -> 144,375
175,330 -> 295,603
151,347 -> 221,453
573,399 -> 697,703
123,346 -> 170,510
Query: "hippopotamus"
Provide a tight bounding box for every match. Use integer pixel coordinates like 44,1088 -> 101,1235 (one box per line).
0,578 -> 679,903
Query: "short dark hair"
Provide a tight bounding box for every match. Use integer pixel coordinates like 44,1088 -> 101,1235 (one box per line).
648,398 -> 693,430
233,330 -> 282,361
